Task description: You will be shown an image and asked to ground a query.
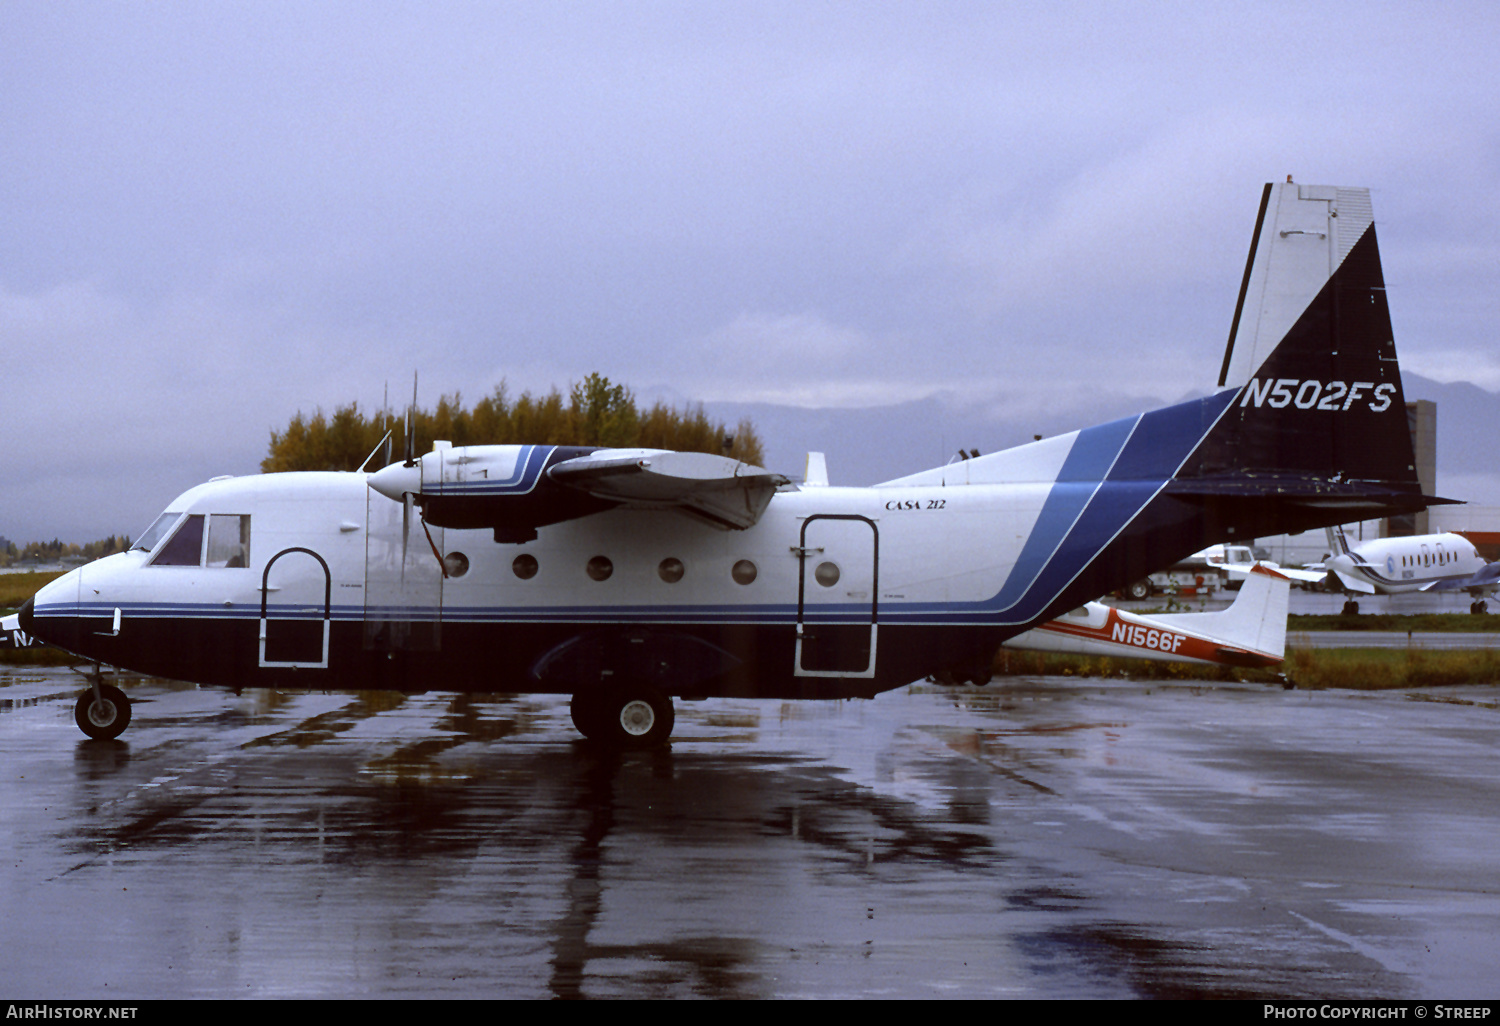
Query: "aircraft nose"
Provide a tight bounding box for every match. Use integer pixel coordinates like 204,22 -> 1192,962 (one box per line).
21,571 -> 82,653
368,461 -> 421,502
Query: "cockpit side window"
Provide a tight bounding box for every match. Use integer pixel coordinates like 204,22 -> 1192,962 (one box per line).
206,514 -> 251,568
132,512 -> 183,553
150,514 -> 206,566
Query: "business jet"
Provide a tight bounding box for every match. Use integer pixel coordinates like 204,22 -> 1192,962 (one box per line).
19,181 -> 1445,746
1002,562 -> 1290,668
1323,527 -> 1498,615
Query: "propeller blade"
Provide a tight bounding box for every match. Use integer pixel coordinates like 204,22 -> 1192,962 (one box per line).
401,494 -> 414,584
403,372 -> 418,467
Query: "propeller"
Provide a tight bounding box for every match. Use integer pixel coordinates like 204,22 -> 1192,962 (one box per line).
404,371 -> 418,468
401,372 -> 418,573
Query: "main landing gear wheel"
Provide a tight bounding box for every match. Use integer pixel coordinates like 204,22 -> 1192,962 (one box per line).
570,685 -> 675,749
74,684 -> 132,741
1341,599 -> 1361,616
1471,600 -> 1489,615
1127,580 -> 1151,600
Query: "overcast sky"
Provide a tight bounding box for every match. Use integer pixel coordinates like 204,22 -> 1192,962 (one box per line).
4,1 -> 1498,543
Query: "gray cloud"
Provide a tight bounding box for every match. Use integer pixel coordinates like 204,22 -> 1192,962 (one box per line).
5,1 -> 1498,542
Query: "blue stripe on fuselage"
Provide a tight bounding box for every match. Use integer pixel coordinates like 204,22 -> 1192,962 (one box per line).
989,413 -> 1138,612
993,389 -> 1239,622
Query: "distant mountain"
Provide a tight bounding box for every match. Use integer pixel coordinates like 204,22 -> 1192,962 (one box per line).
1402,374 -> 1500,480
701,389 -> 1168,486
699,374 -> 1500,504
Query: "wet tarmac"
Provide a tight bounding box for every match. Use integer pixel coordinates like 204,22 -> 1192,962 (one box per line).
3,667 -> 1500,999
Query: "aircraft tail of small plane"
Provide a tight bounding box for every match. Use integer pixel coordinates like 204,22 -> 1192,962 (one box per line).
1003,563 -> 1290,667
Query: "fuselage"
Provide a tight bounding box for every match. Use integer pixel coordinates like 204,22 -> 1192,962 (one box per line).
25,465 -> 1128,701
1326,533 -> 1487,595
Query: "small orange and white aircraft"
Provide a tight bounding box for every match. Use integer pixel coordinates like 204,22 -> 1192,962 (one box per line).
1002,563 -> 1290,668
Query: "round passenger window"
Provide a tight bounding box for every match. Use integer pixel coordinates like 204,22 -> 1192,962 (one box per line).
512,553 -> 538,580
444,552 -> 470,578
731,559 -> 757,585
587,555 -> 614,581
814,561 -> 840,587
658,557 -> 685,583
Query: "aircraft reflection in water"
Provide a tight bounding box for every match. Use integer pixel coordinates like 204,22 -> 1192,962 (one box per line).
22,181 -> 1445,746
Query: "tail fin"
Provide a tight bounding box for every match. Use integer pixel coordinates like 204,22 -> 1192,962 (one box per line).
1218,182 -> 1380,390
1149,563 -> 1290,666
1325,525 -> 1352,557
1170,181 -> 1441,525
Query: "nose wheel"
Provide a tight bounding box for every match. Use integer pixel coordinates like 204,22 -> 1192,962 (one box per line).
74,683 -> 132,741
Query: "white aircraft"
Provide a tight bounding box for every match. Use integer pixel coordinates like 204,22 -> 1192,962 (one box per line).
1323,526 -> 1499,615
1003,563 -> 1291,668
20,181 -> 1446,746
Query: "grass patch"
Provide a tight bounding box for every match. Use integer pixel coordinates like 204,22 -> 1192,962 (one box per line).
0,646 -> 85,667
0,571 -> 66,613
1282,647 -> 1500,689
1288,613 -> 1500,633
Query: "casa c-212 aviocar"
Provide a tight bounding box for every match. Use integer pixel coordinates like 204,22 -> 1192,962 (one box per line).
20,180 -> 1445,747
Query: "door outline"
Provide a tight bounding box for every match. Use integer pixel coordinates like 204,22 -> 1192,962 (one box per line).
794,514 -> 878,678
260,547 -> 332,669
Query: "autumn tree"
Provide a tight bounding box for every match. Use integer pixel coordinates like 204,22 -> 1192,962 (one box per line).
262,374 -> 764,472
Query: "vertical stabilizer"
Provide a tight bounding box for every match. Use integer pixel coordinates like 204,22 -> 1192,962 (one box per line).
1218,182 -> 1378,389
1181,180 -> 1418,500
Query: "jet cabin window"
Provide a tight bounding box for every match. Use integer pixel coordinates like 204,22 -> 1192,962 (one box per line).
149,514 -> 251,567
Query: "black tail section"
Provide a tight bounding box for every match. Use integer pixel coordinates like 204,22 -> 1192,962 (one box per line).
1170,183 -> 1443,534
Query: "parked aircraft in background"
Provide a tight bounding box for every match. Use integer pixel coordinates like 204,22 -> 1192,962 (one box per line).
1323,527 -> 1498,615
1003,563 -> 1290,668
20,181 -> 1443,746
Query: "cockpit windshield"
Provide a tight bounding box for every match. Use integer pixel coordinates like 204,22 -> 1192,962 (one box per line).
131,512 -> 183,553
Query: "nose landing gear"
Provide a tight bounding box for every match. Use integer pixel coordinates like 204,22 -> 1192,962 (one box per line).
74,681 -> 132,741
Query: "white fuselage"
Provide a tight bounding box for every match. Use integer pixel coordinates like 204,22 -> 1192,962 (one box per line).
1326,533 -> 1487,595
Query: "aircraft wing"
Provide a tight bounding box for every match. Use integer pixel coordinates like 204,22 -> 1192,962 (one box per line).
1330,568 -> 1379,594
1221,560 -> 1327,585
1423,562 -> 1500,595
548,450 -> 789,530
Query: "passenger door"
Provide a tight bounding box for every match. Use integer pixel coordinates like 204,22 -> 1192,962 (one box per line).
795,515 -> 878,677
